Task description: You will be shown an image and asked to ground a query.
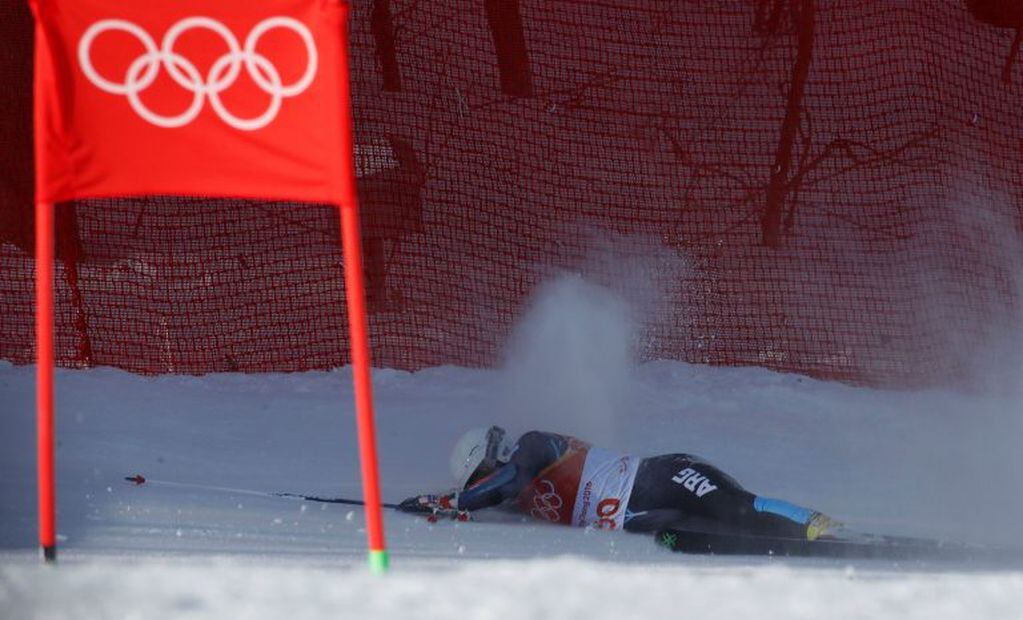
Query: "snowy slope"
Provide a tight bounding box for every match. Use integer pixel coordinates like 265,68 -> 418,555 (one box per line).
3,275 -> 1023,619
3,360 -> 1023,619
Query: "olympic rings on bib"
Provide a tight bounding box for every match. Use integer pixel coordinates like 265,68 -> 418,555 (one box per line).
77,16 -> 317,131
530,479 -> 564,522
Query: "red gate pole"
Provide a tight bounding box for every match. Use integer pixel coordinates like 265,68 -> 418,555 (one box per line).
35,200 -> 57,563
336,3 -> 388,574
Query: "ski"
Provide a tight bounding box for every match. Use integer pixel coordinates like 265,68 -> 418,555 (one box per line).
654,526 -> 1002,561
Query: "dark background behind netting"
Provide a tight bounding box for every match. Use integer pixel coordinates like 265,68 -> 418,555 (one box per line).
2,1 -> 1022,386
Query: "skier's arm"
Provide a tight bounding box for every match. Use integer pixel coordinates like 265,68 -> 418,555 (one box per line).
455,462 -> 521,511
398,431 -> 561,517
396,464 -> 520,516
456,431 -> 562,511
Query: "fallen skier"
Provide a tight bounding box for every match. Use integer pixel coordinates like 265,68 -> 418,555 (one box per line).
398,426 -> 837,540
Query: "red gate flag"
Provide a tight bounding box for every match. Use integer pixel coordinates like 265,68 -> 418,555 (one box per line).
30,0 -> 390,570
30,0 -> 347,204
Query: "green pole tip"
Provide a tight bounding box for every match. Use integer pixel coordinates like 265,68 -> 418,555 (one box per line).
368,549 -> 389,574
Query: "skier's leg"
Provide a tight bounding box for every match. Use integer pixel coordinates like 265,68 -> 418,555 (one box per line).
626,454 -> 833,538
748,495 -> 837,540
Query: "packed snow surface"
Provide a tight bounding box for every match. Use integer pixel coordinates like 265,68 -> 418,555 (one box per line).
2,357 -> 1023,619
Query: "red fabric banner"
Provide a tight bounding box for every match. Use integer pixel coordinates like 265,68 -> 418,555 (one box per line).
30,0 -> 347,204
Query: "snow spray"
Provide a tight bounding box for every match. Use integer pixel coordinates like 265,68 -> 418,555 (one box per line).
498,273 -> 636,445
856,187 -> 1023,545
496,233 -> 690,446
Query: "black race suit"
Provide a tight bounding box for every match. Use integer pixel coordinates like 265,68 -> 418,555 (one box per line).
456,430 -> 819,538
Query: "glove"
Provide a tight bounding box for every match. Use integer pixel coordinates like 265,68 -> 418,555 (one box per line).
398,494 -> 451,513
397,494 -> 471,522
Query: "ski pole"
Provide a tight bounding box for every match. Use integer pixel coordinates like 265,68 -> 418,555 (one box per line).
275,491 -> 400,509
122,475 -> 400,509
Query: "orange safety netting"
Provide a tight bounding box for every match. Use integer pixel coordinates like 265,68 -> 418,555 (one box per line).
2,0 -> 1022,386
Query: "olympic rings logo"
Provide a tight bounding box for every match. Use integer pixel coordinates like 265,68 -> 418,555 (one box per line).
77,16 -> 318,131
529,480 -> 563,522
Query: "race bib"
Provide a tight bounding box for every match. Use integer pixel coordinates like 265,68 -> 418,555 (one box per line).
572,448 -> 639,530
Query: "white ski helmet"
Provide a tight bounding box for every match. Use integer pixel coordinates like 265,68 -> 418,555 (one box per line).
449,426 -> 513,490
